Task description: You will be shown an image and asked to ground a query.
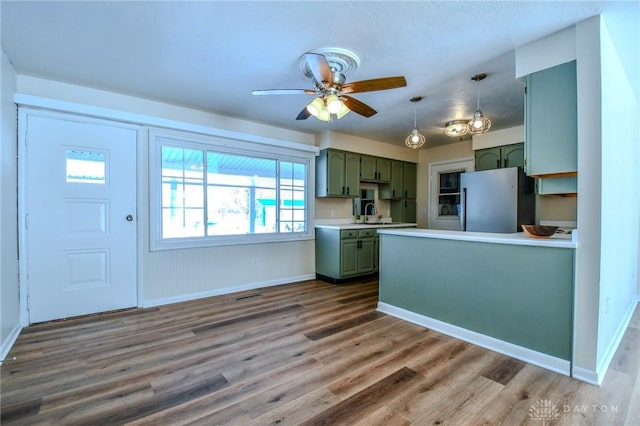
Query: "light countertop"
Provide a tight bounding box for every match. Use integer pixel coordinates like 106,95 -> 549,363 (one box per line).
315,222 -> 417,230
376,228 -> 577,248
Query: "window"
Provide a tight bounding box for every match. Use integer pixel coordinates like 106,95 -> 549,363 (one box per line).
66,149 -> 106,184
150,129 -> 314,250
438,171 -> 461,217
428,159 -> 474,230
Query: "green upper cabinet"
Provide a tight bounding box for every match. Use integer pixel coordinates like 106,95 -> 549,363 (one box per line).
316,149 -> 360,197
403,162 -> 417,199
380,160 -> 404,200
475,143 -> 524,171
344,152 -> 361,196
360,155 -> 391,182
525,60 -> 577,177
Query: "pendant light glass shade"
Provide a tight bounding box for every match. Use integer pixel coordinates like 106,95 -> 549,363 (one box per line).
336,102 -> 350,119
467,73 -> 491,135
306,97 -> 324,117
325,94 -> 343,114
405,112 -> 425,149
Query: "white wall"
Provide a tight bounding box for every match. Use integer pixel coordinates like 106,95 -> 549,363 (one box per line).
0,45 -> 21,359
15,77 -> 318,307
596,7 -> 640,375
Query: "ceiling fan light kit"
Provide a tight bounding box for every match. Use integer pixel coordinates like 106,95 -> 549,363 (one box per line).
467,73 -> 491,135
252,47 -> 407,122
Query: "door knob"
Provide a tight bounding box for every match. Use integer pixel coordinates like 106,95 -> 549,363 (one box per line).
126,214 -> 134,222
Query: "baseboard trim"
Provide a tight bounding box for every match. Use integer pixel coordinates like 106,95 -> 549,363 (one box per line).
1,324 -> 22,364
571,366 -> 600,386
593,298 -> 639,386
377,302 -> 570,376
143,274 -> 315,308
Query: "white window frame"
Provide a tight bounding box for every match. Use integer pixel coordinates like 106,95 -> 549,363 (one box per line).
149,128 -> 315,251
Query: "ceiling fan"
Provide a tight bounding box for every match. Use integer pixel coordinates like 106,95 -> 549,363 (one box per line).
251,48 -> 407,121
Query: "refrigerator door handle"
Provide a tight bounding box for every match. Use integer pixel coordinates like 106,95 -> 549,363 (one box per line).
461,187 -> 467,231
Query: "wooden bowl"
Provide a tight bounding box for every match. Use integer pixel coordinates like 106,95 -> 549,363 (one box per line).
521,225 -> 558,238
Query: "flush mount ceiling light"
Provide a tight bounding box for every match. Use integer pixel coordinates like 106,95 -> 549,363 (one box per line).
467,73 -> 492,135
405,97 -> 426,149
445,120 -> 469,137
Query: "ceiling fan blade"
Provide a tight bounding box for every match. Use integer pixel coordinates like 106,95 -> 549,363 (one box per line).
252,89 -> 316,95
341,76 -> 407,94
305,53 -> 333,87
296,107 -> 311,120
342,96 -> 377,117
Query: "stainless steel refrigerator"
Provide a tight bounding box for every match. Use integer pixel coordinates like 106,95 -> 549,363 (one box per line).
459,167 -> 535,233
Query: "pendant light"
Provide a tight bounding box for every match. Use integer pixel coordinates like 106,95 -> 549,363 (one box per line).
467,73 -> 491,135
405,109 -> 425,149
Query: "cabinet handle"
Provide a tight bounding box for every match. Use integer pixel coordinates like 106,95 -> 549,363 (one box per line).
342,186 -> 345,195
497,159 -> 500,168
346,186 -> 350,195
504,159 -> 508,168
392,189 -> 395,197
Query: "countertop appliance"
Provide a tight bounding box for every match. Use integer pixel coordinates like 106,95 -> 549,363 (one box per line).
460,167 -> 535,233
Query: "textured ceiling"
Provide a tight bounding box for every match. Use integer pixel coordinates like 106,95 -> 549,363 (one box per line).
0,1 -> 625,148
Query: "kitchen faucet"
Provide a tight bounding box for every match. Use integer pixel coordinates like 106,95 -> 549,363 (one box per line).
364,202 -> 376,223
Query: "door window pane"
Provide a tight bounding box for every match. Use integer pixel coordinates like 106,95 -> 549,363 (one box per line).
66,149 -> 106,184
438,171 -> 461,216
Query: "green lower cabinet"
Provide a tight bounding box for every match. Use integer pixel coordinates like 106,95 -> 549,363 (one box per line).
315,227 -> 378,282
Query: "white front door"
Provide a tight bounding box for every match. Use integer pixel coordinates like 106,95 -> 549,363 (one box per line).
23,111 -> 139,323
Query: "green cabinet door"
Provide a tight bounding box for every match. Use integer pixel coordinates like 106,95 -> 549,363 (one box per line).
377,158 -> 392,182
358,238 -> 376,274
403,162 -> 417,199
344,152 -> 360,197
325,149 -> 346,196
360,155 -> 377,181
340,238 -> 358,276
475,146 -> 502,171
525,61 -> 577,176
390,198 -> 417,223
502,143 -> 524,168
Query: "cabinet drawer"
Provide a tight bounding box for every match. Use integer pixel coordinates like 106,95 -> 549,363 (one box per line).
341,230 -> 358,239
358,229 -> 376,238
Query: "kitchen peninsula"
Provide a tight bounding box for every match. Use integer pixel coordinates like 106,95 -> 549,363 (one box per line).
376,228 -> 577,376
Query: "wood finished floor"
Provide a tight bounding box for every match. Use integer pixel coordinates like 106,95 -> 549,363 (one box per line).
1,278 -> 638,425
